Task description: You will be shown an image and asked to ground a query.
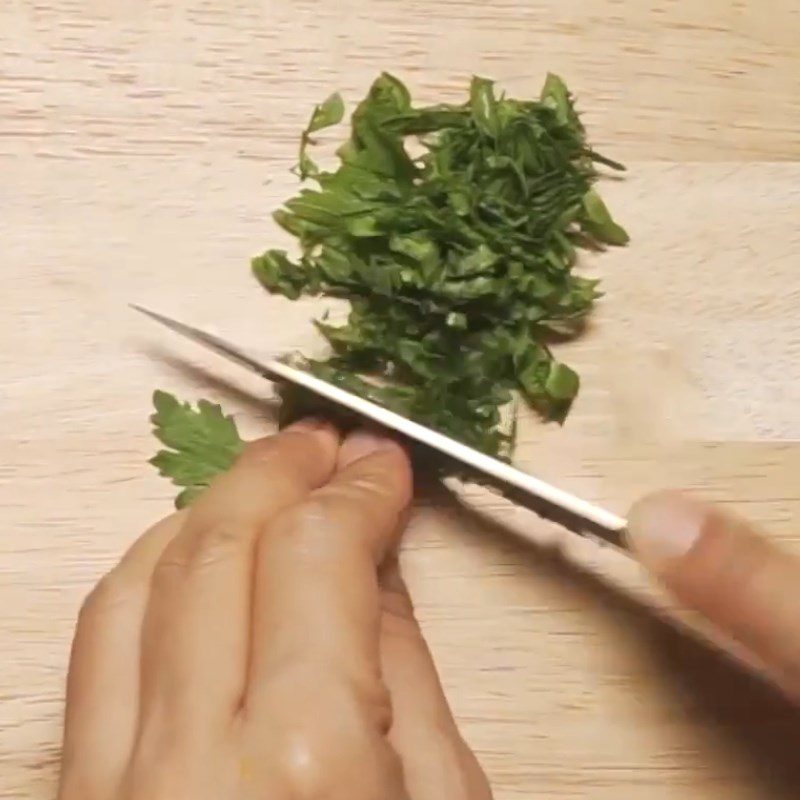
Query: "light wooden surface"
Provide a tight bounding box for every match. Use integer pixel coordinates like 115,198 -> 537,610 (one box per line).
2,2 -> 800,798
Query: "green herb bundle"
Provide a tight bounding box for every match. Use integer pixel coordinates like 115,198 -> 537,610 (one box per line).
151,73 -> 628,506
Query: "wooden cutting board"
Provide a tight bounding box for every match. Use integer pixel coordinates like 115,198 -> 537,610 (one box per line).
1,2 -> 799,798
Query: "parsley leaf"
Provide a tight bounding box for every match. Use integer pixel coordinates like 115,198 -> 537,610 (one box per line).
298,92 -> 345,179
150,73 -> 629,504
253,72 -> 628,458
149,391 -> 244,508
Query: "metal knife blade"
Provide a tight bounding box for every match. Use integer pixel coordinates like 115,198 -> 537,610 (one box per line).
132,304 -> 628,549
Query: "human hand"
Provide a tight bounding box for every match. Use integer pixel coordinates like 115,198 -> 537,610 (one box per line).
628,492 -> 800,697
58,422 -> 492,800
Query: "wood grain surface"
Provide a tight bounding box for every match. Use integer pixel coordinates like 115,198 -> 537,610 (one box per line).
2,2 -> 799,798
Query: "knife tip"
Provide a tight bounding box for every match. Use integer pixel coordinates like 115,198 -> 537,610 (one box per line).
129,303 -> 165,324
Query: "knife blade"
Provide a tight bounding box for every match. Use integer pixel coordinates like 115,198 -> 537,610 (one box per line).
132,304 -> 628,549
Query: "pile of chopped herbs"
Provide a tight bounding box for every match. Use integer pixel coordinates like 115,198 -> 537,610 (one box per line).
151,73 -> 628,507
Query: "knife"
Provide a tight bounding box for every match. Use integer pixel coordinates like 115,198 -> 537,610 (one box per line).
132,304 -> 628,549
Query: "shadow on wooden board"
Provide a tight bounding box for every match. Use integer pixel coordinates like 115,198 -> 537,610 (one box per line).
435,485 -> 800,800
158,351 -> 800,799
144,345 -> 281,422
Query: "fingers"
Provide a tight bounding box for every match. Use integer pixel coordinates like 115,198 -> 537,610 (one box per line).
379,559 -> 493,800
240,430 -> 413,798
136,422 -> 340,744
247,431 -> 412,707
60,512 -> 183,797
628,491 -> 800,694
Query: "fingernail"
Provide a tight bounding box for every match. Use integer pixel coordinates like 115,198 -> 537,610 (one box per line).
339,428 -> 400,468
627,491 -> 707,569
286,417 -> 330,433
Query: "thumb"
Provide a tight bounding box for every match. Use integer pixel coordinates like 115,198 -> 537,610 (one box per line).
627,491 -> 800,695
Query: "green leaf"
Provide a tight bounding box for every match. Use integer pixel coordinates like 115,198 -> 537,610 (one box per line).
582,188 -> 630,245
541,72 -> 582,131
353,73 -> 412,122
307,92 -> 345,134
469,76 -> 500,138
451,244 -> 499,277
545,361 -> 580,400
446,311 -> 467,330
389,232 -> 440,281
252,250 -> 307,299
297,92 -> 345,178
296,149 -> 319,180
149,391 -> 244,508
516,345 -> 549,399
350,116 -> 417,181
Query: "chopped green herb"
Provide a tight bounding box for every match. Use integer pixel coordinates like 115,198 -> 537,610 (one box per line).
151,73 -> 628,504
253,72 -> 627,456
298,92 -> 345,179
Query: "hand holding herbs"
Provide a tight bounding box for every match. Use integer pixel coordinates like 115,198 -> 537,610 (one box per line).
151,73 -> 627,507
62,425 -> 494,799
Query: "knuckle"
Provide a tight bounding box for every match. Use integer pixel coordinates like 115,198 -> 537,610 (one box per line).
79,569 -> 133,621
331,474 -> 398,512
271,498 -> 350,554
154,523 -> 247,579
187,522 -> 247,566
278,732 -> 336,797
266,491 -> 395,568
274,720 -> 392,799
336,472 -> 383,498
324,475 -> 408,534
246,665 -> 398,798
233,455 -> 302,499
345,673 -> 393,735
262,660 -> 393,732
381,604 -> 421,646
380,584 -> 416,623
291,496 -> 331,529
149,552 -> 184,588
